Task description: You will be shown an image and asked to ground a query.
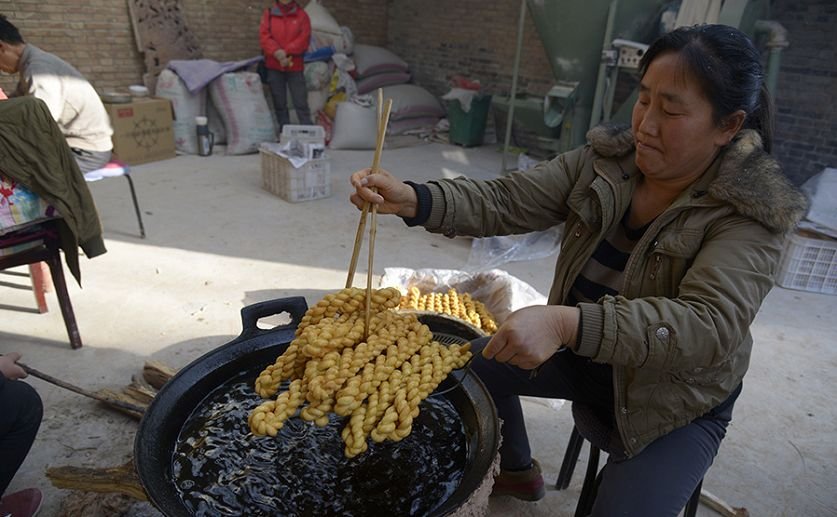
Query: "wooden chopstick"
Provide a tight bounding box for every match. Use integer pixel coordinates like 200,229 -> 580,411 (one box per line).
364,95 -> 393,338
346,89 -> 394,339
345,92 -> 384,289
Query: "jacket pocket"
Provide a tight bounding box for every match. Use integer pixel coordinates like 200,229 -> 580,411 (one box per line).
647,228 -> 704,296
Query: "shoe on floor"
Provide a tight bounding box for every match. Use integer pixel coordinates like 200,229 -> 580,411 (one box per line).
491,458 -> 546,501
0,488 -> 43,517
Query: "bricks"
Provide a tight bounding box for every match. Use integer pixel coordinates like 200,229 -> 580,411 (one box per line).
771,0 -> 837,186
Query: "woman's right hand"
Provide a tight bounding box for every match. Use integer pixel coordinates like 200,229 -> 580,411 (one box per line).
0,352 -> 27,380
350,168 -> 418,218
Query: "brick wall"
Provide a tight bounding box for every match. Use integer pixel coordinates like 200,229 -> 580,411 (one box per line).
0,1 -> 833,184
771,0 -> 837,186
322,0 -> 388,47
0,1 -> 144,92
385,0 -> 553,98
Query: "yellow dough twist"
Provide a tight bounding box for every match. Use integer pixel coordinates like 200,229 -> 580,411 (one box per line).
249,287 -> 471,457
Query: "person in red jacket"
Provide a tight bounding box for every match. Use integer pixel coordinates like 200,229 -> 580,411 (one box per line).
259,0 -> 312,131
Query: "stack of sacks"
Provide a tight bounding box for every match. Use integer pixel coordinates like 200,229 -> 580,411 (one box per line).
353,44 -> 412,95
381,84 -> 445,135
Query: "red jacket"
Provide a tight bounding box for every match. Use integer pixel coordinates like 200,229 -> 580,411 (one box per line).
259,2 -> 311,73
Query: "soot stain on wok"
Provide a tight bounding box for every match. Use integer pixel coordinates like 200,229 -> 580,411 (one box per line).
172,369 -> 467,516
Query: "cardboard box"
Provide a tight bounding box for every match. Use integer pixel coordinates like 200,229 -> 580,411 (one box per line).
105,98 -> 175,165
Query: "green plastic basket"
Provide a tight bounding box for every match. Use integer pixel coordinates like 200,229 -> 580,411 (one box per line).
447,94 -> 492,147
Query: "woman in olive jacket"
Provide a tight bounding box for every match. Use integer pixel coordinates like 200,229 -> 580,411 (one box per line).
351,25 -> 807,515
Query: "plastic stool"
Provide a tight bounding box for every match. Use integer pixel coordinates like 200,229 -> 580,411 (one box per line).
84,160 -> 146,238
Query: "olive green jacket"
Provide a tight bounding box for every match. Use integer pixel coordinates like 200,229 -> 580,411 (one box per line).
0,96 -> 106,284
423,126 -> 807,457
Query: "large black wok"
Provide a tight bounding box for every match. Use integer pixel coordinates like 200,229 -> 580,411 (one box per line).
134,297 -> 499,516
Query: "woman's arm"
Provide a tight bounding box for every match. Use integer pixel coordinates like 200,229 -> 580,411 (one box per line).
424,145 -> 589,238
574,216 -> 783,371
258,10 -> 280,56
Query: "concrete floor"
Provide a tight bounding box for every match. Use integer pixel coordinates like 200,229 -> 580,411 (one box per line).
2,142 -> 835,517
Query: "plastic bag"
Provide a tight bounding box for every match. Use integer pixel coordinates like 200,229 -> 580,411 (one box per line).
379,268 -> 548,325
465,226 -> 563,272
799,167 -> 837,238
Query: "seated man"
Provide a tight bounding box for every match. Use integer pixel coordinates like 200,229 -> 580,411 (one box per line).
0,14 -> 113,174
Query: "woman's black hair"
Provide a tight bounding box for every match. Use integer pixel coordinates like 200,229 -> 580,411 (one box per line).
639,24 -> 773,153
0,14 -> 24,45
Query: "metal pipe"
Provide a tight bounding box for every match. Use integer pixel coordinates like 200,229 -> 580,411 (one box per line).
754,20 -> 789,95
603,64 -> 620,122
588,0 -> 619,130
501,0 -> 527,174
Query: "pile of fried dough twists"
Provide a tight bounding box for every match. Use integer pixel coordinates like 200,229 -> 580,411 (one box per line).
248,287 -> 472,457
399,286 -> 498,334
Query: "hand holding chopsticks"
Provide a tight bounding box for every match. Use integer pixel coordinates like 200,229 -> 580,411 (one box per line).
346,89 -> 394,339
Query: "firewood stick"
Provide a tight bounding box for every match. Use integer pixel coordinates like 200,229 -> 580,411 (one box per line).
46,461 -> 147,501
700,489 -> 749,517
142,360 -> 177,390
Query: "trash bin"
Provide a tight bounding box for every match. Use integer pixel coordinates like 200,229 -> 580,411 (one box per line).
447,94 -> 492,147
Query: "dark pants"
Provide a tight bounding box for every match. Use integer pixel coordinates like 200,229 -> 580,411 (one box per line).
266,69 -> 312,131
71,147 -> 112,175
0,380 -> 43,495
469,337 -> 738,517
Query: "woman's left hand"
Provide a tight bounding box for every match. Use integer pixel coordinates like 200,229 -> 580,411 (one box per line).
482,306 -> 580,370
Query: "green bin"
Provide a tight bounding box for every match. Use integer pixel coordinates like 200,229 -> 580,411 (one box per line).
447,94 -> 492,147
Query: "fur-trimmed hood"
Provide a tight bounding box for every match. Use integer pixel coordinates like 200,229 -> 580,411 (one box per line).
586,124 -> 808,234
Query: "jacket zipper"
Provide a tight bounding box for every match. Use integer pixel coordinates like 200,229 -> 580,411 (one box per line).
615,205 -> 688,455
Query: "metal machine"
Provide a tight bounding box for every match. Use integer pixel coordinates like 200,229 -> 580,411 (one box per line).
496,0 -> 787,170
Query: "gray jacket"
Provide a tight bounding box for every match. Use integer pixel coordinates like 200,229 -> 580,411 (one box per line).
14,45 -> 113,152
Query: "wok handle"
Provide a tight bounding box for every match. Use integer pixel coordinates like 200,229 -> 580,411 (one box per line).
240,296 -> 309,337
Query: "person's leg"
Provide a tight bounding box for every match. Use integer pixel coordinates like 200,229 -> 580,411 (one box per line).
469,339 -> 613,471
286,71 -> 312,125
71,148 -> 112,175
590,388 -> 739,517
0,380 -> 43,495
267,69 -> 290,130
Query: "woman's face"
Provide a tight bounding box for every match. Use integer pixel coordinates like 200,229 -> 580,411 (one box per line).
631,51 -> 739,182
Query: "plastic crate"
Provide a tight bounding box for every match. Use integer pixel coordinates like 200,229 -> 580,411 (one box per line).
261,150 -> 331,203
776,232 -> 837,295
279,124 -> 326,145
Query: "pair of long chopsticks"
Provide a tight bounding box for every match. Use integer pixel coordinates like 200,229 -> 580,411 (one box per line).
18,361 -> 146,415
346,89 -> 394,339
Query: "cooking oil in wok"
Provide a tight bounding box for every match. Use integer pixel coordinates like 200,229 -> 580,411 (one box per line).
172,371 -> 467,516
